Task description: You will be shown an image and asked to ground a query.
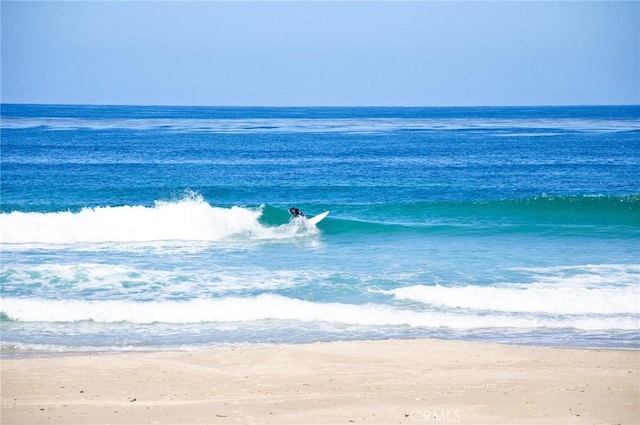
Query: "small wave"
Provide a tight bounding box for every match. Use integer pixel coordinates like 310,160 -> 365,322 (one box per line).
1,294 -> 636,331
381,281 -> 640,316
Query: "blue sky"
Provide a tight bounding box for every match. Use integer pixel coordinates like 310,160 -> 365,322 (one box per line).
2,1 -> 638,106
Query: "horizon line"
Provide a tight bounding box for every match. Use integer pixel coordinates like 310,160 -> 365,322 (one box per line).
2,102 -> 639,109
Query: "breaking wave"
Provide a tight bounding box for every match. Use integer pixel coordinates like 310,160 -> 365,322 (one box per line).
0,194 -> 316,246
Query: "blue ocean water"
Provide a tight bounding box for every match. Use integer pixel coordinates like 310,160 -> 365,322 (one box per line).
1,104 -> 639,354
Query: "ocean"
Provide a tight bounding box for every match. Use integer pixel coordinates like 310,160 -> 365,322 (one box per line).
1,104 -> 639,354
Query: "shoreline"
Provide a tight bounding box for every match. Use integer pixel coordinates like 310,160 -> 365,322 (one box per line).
2,338 -> 638,424
2,337 -> 639,360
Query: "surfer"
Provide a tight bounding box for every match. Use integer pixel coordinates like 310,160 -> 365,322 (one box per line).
289,207 -> 304,217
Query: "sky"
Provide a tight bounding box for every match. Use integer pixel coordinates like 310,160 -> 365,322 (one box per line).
1,1 -> 638,107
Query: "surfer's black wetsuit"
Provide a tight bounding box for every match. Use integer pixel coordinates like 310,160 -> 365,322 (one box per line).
289,207 -> 304,217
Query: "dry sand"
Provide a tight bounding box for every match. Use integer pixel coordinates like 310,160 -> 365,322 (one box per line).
1,339 -> 638,424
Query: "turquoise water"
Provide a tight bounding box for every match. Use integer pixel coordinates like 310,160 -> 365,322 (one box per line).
1,104 -> 639,353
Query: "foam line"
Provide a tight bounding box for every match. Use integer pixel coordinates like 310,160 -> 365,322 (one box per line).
1,294 -> 636,330
382,283 -> 640,315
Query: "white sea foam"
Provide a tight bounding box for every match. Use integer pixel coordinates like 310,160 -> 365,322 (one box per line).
0,263 -> 322,298
382,282 -> 640,316
1,294 -> 637,331
0,196 -> 312,246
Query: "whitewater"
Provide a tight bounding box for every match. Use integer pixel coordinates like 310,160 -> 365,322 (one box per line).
1,104 -> 639,354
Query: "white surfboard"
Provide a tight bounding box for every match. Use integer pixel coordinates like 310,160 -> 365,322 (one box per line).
307,211 -> 329,225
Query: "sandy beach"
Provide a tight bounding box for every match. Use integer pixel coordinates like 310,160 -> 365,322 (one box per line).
2,339 -> 638,425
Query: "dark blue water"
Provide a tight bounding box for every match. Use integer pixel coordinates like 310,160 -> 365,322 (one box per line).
1,104 -> 639,353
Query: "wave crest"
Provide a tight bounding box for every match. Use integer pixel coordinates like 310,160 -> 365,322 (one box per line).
1,294 -> 636,331
382,281 -> 640,315
0,195 -> 313,246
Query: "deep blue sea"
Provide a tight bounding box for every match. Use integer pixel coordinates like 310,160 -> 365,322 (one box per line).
1,104 -> 639,354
